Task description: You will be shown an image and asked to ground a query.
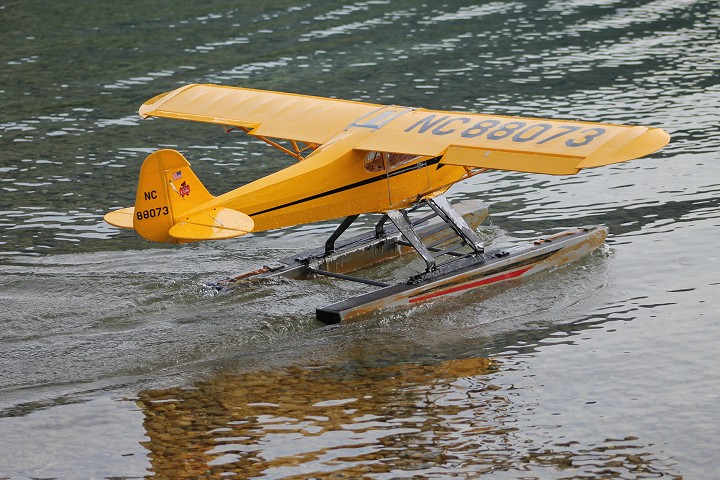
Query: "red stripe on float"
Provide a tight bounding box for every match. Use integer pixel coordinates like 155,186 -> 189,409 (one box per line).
409,265 -> 534,303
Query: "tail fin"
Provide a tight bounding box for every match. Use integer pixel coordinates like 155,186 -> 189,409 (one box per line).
104,149 -> 253,243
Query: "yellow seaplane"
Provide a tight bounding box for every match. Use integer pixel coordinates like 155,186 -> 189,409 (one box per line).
105,84 -> 669,322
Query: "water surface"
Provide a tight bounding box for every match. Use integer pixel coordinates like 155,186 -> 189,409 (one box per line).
1,1 -> 719,478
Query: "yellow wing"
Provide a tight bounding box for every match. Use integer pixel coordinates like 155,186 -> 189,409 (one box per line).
139,84 -> 669,175
139,83 -> 380,145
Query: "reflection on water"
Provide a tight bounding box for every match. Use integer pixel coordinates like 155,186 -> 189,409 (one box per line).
138,356 -> 680,479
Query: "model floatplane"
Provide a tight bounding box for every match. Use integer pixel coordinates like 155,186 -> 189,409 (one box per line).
105,84 -> 669,322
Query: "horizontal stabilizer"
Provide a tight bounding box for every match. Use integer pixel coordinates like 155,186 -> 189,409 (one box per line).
169,208 -> 254,241
104,207 -> 135,229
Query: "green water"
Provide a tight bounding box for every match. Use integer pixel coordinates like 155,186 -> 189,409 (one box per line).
1,1 -> 719,478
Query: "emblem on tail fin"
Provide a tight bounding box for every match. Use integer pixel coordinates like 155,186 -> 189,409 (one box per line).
179,181 -> 190,197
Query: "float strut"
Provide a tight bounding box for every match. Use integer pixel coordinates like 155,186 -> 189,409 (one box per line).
426,196 -> 484,252
325,214 -> 360,254
386,209 -> 436,271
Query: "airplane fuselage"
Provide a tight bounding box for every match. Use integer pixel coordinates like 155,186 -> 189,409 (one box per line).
196,127 -> 470,232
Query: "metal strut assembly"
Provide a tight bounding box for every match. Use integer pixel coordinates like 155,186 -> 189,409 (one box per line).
426,196 -> 485,253
314,196 -> 485,275
386,210 -> 437,271
385,196 -> 485,272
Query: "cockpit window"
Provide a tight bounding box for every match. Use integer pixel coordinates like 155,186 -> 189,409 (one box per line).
387,153 -> 418,168
364,152 -> 421,172
365,151 -> 385,172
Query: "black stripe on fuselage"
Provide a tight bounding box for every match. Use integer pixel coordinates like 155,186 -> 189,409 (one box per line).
248,156 -> 442,217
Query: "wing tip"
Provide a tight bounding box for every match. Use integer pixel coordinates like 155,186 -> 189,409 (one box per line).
579,127 -> 670,169
139,84 -> 200,119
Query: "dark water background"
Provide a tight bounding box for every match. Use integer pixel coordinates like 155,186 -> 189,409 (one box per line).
1,1 -> 719,478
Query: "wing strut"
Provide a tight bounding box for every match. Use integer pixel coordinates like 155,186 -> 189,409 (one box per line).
226,126 -> 318,161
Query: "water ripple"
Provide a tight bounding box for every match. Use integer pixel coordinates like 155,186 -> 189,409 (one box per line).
0,2 -> 718,477
560,0 -> 700,34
